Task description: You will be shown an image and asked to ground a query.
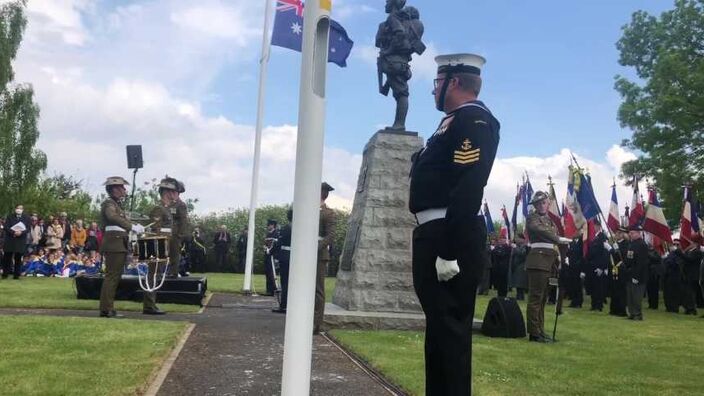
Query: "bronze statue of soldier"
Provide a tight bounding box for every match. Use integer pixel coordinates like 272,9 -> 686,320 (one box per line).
376,0 -> 425,130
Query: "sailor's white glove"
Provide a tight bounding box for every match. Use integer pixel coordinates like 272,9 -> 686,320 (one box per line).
436,257 -> 460,282
603,241 -> 612,251
565,257 -> 570,266
632,278 -> 639,285
613,243 -> 620,251
595,268 -> 602,276
131,224 -> 145,234
580,272 -> 586,279
558,237 -> 572,245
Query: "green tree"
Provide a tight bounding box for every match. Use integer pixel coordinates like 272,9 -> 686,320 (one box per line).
615,0 -> 704,224
0,0 -> 47,214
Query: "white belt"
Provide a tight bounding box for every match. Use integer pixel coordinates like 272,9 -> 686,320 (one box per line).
415,208 -> 447,226
160,228 -> 172,233
281,246 -> 291,251
530,242 -> 556,250
105,225 -> 126,232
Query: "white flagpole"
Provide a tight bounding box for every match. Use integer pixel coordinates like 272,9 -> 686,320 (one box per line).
243,0 -> 274,294
281,0 -> 331,394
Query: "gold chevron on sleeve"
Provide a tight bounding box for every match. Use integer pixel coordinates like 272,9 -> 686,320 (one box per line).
453,151 -> 480,161
454,148 -> 480,156
453,157 -> 480,165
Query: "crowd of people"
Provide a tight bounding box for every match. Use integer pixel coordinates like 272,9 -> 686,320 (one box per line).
0,203 -> 210,279
483,222 -> 704,320
0,205 -> 105,279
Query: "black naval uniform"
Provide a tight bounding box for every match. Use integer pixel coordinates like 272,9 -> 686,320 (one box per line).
625,237 -> 649,320
491,242 -> 511,297
609,239 -> 629,316
409,100 -> 500,396
264,227 -> 280,296
586,231 -> 609,311
274,223 -> 292,311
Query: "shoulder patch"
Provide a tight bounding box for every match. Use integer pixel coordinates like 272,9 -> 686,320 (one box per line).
453,138 -> 480,165
435,115 -> 455,136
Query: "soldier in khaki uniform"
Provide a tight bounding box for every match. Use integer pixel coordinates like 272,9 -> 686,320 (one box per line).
524,191 -> 570,342
313,182 -> 337,334
168,179 -> 190,277
99,176 -> 145,318
141,178 -> 179,315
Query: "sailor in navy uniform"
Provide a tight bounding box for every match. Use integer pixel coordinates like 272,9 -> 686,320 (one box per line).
409,53 -> 500,395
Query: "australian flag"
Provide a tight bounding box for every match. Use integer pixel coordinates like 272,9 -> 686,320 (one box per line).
271,0 -> 354,67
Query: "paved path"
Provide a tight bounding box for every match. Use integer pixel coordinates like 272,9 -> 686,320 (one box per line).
0,293 -> 395,396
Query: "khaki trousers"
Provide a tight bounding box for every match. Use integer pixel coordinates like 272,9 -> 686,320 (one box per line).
526,269 -> 551,337
313,259 -> 328,331
99,252 -> 126,312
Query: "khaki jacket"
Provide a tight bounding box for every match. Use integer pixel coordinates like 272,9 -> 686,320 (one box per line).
100,198 -> 132,253
524,212 -> 560,272
149,203 -> 173,236
318,204 -> 336,262
170,199 -> 189,240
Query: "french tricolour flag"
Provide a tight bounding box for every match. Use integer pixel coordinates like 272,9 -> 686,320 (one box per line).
642,188 -> 672,253
607,184 -> 620,232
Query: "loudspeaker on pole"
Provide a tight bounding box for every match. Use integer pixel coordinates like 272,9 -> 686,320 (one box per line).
126,145 -> 143,169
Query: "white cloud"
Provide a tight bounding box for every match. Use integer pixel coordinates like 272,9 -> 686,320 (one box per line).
606,144 -> 637,170
484,148 -> 638,220
170,2 -> 260,45
25,0 -> 92,46
333,0 -> 377,21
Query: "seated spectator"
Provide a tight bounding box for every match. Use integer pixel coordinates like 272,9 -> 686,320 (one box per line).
49,250 -> 65,276
60,253 -> 81,277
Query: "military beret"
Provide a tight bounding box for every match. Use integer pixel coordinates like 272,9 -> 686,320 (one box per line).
158,178 -> 177,191
103,176 -> 130,186
321,182 -> 335,192
435,53 -> 486,76
530,191 -> 549,205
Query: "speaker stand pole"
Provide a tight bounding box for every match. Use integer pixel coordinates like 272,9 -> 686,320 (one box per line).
130,168 -> 138,211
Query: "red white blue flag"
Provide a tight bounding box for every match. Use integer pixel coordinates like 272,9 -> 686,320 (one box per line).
607,184 -> 620,233
643,187 -> 672,252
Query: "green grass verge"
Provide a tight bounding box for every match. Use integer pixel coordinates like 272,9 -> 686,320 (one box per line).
0,277 -> 200,313
331,293 -> 704,396
193,272 -> 337,302
0,315 -> 186,395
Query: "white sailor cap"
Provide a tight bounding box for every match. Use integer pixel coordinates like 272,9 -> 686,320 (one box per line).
435,53 -> 486,75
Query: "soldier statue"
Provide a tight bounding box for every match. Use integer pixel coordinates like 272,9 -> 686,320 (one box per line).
376,0 -> 425,130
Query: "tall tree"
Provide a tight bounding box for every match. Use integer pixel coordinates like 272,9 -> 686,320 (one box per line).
0,0 -> 47,214
615,0 -> 704,224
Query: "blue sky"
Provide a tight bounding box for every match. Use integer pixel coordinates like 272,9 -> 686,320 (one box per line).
12,0 -> 673,213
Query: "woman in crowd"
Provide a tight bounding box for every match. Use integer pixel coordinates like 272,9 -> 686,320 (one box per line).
70,219 -> 87,253
29,215 -> 43,253
45,218 -> 64,251
85,222 -> 102,253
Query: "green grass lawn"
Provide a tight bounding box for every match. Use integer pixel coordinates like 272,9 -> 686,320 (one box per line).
193,272 -> 337,302
0,277 -> 200,313
0,315 -> 186,395
331,293 -> 704,396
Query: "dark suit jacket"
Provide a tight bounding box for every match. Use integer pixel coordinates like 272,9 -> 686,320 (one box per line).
3,214 -> 30,253
213,231 -> 231,250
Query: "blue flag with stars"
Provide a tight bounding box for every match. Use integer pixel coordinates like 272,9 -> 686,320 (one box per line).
271,0 -> 354,67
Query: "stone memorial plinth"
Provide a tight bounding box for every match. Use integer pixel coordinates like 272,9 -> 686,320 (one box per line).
332,130 -> 424,316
